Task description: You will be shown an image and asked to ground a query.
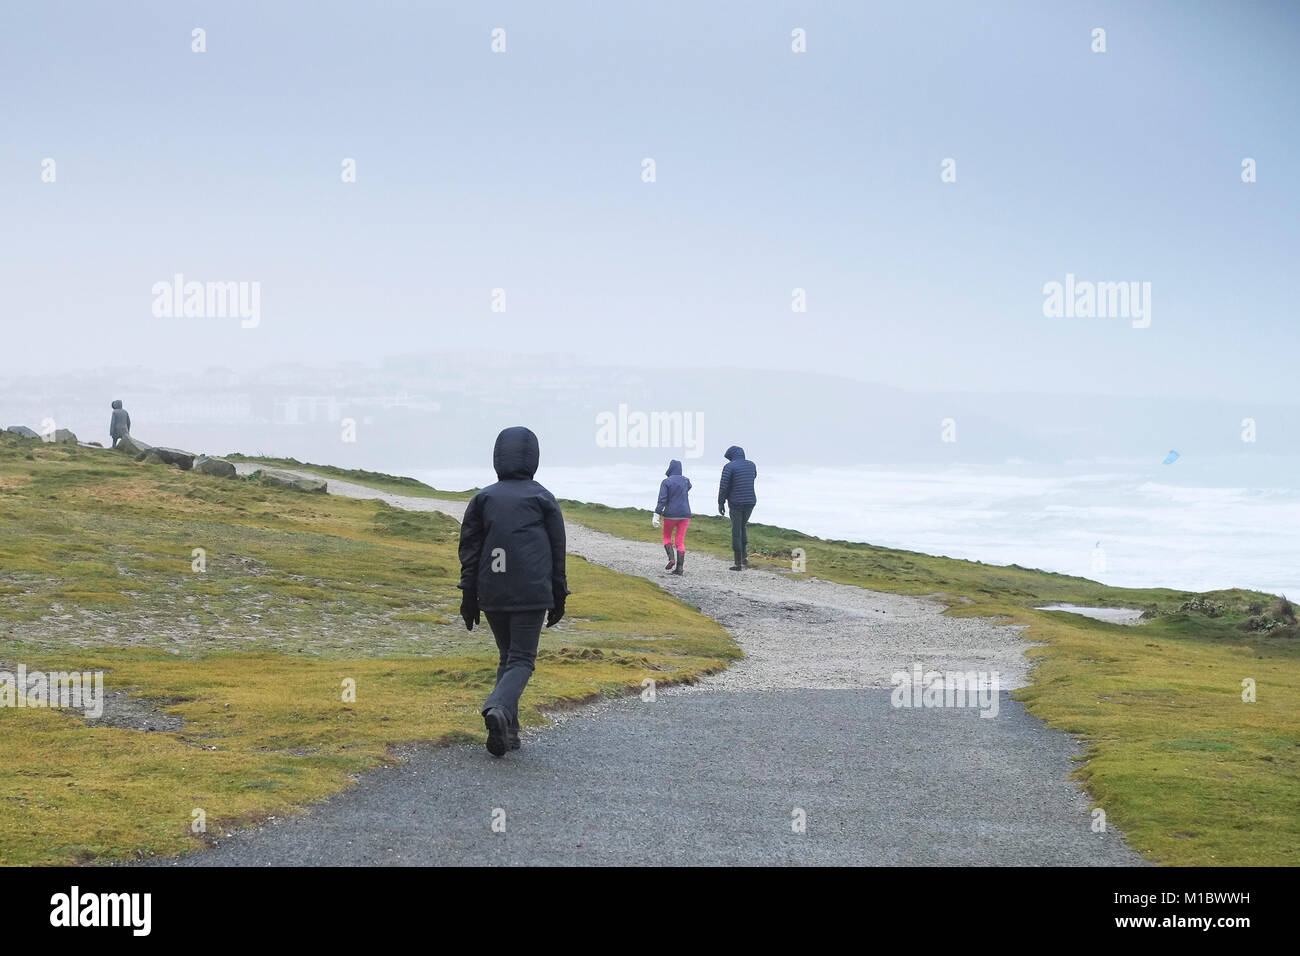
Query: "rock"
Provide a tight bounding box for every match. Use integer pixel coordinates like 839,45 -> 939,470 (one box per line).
117,434 -> 152,457
3,426 -> 76,443
256,469 -> 327,494
82,441 -> 103,448
142,450 -> 168,465
151,447 -> 197,471
194,456 -> 237,478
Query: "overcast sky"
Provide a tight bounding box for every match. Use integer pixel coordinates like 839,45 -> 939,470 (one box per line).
3,1 -> 1297,403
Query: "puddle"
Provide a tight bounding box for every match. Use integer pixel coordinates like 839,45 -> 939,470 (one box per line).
1035,604 -> 1144,625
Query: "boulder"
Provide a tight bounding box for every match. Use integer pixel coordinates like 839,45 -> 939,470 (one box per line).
194,456 -> 237,478
142,450 -> 168,465
52,429 -> 78,444
4,426 -> 40,439
151,447 -> 197,470
257,469 -> 327,494
117,434 -> 152,457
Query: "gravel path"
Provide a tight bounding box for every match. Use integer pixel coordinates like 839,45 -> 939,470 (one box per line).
183,467 -> 1142,866
240,469 -> 1036,691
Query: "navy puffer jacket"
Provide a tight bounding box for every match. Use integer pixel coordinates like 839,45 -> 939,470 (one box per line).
458,427 -> 569,612
655,459 -> 692,519
717,445 -> 757,509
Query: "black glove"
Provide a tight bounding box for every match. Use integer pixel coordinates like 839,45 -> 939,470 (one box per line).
460,592 -> 480,631
546,588 -> 566,628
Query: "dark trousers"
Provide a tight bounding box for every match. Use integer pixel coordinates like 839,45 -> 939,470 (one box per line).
729,503 -> 754,563
482,609 -> 546,727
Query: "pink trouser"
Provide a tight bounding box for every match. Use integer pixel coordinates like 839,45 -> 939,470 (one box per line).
661,518 -> 690,550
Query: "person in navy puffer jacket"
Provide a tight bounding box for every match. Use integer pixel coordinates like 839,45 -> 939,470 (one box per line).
717,445 -> 757,570
654,459 -> 692,575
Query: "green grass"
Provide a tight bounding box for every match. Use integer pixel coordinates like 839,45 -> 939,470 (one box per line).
0,435 -> 737,864
560,499 -> 1300,866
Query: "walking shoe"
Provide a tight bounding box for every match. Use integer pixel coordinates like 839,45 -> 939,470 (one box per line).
672,549 -> 685,575
509,716 -> 521,750
483,707 -> 509,757
664,543 -> 676,570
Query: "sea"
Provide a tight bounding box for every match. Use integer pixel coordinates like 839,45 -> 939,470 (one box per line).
411,457 -> 1300,598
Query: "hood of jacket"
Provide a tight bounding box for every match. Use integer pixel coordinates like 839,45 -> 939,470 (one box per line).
111,400 -> 123,410
724,445 -> 745,461
665,459 -> 683,477
493,426 -> 540,480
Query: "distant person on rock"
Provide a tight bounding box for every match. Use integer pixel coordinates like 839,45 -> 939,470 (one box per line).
654,459 -> 692,575
718,445 -> 757,571
109,400 -> 131,448
457,426 -> 569,758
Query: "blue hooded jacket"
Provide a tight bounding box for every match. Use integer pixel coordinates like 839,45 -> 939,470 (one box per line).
655,459 -> 692,519
717,445 -> 757,509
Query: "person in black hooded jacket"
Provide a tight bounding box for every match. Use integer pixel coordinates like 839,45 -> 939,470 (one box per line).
457,426 -> 569,757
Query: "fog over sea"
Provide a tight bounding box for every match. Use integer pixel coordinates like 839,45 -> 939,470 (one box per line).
413,458 -> 1300,599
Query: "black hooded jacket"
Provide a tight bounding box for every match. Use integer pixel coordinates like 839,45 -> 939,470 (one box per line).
458,427 -> 568,612
718,445 -> 757,509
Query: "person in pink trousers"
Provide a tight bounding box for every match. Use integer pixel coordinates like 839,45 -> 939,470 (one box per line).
654,459 -> 692,575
